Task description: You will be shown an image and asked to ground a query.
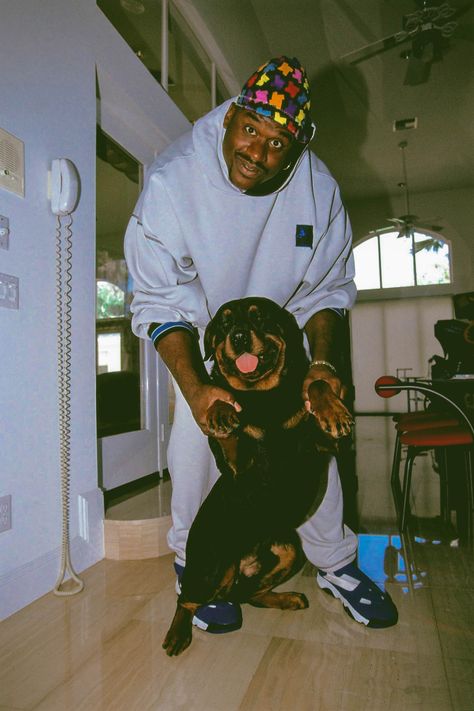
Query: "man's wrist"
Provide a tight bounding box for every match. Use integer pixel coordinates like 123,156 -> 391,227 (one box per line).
309,359 -> 338,376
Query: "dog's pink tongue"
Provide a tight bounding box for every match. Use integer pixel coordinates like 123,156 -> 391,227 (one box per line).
235,353 -> 259,373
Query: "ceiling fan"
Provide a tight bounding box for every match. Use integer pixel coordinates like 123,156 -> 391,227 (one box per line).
371,141 -> 445,252
340,1 -> 473,85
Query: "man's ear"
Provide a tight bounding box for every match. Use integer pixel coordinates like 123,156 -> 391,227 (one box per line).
223,103 -> 237,129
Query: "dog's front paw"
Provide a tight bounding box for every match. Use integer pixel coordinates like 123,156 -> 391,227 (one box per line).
207,400 -> 240,437
163,603 -> 195,657
308,381 -> 354,439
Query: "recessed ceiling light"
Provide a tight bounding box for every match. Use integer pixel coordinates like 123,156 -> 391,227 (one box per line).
120,0 -> 145,14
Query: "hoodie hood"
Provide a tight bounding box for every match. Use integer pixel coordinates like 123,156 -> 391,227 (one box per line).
193,98 -> 314,197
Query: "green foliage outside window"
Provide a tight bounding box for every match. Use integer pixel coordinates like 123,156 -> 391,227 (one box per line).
97,280 -> 125,319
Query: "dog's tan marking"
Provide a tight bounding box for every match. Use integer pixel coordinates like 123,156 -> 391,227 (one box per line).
248,543 -> 308,610
179,601 -> 200,613
239,554 -> 261,577
282,406 -> 309,430
249,590 -> 309,610
216,434 -> 239,476
255,543 -> 298,590
216,563 -> 238,597
215,334 -> 287,391
242,423 -> 265,440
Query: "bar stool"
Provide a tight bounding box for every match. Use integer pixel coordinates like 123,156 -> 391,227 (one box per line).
399,425 -> 473,541
375,376 -> 474,546
391,411 -> 460,518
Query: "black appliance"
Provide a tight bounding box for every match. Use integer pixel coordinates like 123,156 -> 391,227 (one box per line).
433,319 -> 474,376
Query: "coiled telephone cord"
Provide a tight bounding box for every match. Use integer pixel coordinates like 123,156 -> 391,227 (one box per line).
53,214 -> 84,596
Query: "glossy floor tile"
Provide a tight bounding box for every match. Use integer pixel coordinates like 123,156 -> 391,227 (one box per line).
1,416 -> 473,711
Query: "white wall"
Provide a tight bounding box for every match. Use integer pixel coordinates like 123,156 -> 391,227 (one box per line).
0,0 -> 188,619
351,295 -> 454,412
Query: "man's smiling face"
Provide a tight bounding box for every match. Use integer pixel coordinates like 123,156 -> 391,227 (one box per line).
222,105 -> 294,191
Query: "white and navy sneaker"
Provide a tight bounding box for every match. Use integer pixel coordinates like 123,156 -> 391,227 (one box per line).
174,563 -> 243,634
317,561 -> 398,628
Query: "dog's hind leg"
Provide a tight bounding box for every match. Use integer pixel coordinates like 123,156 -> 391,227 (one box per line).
248,539 -> 308,610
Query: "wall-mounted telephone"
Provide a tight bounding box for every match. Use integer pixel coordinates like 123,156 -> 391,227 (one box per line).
51,158 -> 80,215
50,156 -> 84,596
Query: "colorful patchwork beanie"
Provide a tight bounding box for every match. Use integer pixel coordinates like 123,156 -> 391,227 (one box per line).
236,56 -> 313,144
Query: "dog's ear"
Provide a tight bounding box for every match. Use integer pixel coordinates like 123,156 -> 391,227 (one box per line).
203,320 -> 217,361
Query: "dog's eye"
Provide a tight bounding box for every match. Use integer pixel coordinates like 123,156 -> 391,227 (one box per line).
221,309 -> 234,329
248,306 -> 265,328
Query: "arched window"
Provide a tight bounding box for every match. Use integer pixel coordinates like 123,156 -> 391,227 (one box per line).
354,229 -> 452,291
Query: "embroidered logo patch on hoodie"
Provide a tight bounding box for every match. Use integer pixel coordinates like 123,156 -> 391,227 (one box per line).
295,224 -> 313,248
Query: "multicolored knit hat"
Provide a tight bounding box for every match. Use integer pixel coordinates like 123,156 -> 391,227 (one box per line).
236,56 -> 313,144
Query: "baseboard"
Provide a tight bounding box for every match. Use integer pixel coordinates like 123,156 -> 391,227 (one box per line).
0,487 -> 105,621
0,532 -> 104,621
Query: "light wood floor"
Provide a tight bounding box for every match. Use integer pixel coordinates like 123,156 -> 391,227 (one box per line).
1,417 -> 474,711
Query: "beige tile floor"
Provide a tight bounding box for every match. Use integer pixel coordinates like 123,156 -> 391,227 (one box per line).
1,416 -> 473,711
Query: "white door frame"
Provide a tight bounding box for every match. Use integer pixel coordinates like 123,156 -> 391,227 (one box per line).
95,56 -> 189,490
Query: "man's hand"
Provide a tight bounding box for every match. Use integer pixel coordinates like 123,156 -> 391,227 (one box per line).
154,329 -> 242,437
188,383 -> 242,437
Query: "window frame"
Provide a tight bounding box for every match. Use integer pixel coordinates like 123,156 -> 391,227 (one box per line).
353,228 -> 453,302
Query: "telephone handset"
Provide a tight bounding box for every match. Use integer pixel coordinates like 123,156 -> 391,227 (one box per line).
51,158 -> 80,215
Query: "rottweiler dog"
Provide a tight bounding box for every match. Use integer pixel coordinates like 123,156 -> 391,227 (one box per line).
163,297 -> 353,656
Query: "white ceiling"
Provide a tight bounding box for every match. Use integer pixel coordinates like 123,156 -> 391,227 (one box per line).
193,0 -> 474,201
101,0 -> 473,202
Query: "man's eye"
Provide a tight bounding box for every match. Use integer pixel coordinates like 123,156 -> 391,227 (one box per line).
270,139 -> 283,149
244,125 -> 257,136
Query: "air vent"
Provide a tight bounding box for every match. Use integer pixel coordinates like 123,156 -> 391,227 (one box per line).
0,127 -> 24,197
393,117 -> 418,132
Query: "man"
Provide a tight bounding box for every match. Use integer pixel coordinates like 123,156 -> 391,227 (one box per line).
125,57 -> 397,632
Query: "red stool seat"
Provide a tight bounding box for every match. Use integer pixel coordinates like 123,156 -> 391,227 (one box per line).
401,426 -> 473,447
396,416 -> 460,433
394,410 -> 460,427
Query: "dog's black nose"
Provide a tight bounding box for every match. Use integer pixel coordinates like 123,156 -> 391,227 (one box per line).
231,329 -> 250,352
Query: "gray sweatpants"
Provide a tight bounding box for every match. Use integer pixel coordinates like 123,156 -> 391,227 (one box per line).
166,381 -> 358,573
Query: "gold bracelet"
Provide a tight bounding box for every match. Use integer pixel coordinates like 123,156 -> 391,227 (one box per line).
309,359 -> 337,375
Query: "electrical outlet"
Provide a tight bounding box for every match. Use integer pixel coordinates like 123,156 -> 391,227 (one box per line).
0,495 -> 12,532
0,215 -> 9,250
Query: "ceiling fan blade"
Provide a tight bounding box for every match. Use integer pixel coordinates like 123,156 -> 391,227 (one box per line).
340,29 -> 413,64
369,226 -> 396,236
413,238 -> 444,253
398,213 -> 419,224
448,2 -> 474,23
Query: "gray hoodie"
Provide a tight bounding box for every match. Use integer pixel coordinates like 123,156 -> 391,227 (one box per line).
124,99 -> 356,338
